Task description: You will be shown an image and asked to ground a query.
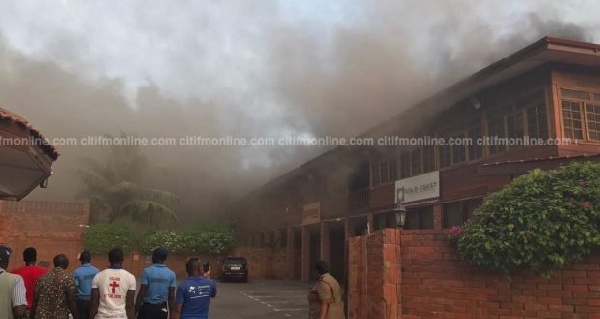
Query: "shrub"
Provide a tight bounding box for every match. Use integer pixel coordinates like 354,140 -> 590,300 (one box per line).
138,230 -> 187,254
453,161 -> 600,275
84,222 -> 138,254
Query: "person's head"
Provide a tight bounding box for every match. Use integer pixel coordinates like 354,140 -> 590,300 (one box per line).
108,248 -> 124,265
23,247 -> 37,265
186,257 -> 199,276
152,247 -> 168,264
53,254 -> 69,270
0,245 -> 13,269
315,260 -> 329,276
79,250 -> 92,264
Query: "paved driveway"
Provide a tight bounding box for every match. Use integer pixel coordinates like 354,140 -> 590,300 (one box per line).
210,280 -> 313,319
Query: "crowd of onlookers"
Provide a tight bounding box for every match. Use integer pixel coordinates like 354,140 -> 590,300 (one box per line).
0,245 -> 216,319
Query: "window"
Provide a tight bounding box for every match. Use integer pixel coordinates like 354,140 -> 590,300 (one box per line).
562,100 -> 585,140
411,148 -> 422,176
486,110 -> 506,155
439,143 -> 451,168
405,206 -> 434,230
467,124 -> 482,160
280,229 -> 288,248
443,198 -> 482,228
371,157 -> 398,187
585,103 -> 600,141
559,88 -> 600,142
422,145 -> 436,173
374,213 -> 395,230
400,152 -> 411,178
484,89 -> 547,154
451,133 -> 467,164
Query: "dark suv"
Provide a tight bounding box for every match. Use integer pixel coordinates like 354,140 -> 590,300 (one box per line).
221,257 -> 248,282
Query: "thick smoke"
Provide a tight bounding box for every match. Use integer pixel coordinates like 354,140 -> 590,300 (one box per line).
0,1 -> 596,222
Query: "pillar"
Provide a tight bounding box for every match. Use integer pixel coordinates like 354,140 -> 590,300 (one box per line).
433,203 -> 443,230
286,227 -> 295,280
320,221 -> 330,263
301,225 -> 310,282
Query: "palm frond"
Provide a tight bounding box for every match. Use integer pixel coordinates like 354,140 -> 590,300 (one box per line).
141,189 -> 180,206
120,199 -> 179,223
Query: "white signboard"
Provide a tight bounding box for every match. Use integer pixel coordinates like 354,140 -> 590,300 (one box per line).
395,171 -> 440,204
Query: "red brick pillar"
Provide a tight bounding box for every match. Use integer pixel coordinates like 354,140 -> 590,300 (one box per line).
344,218 -> 353,238
286,227 -> 295,280
301,225 -> 310,282
320,222 -> 330,263
433,203 -> 443,230
347,229 -> 402,319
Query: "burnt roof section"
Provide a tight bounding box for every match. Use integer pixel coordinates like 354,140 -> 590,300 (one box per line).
0,108 -> 59,160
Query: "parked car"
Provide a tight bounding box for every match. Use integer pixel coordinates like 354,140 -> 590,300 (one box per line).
221,257 -> 248,282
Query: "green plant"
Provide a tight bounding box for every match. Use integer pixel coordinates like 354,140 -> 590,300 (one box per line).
184,228 -> 235,255
83,222 -> 139,254
452,161 -> 600,275
139,230 -> 187,254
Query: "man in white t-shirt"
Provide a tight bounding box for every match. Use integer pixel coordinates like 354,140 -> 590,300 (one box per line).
90,248 -> 136,319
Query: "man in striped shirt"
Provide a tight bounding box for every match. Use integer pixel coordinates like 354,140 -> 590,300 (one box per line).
0,245 -> 27,319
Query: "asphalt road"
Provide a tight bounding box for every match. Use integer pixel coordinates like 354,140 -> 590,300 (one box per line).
209,280 -> 313,319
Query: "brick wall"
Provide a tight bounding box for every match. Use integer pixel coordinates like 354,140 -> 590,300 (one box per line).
234,246 -> 287,280
111,248 -> 285,281
348,229 -> 600,319
348,229 -> 401,319
0,201 -> 89,272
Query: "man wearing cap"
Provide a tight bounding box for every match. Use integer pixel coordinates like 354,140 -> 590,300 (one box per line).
0,245 -> 27,319
72,250 -> 100,319
135,247 -> 176,319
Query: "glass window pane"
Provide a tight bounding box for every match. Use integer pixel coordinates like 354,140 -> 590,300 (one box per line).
561,89 -> 590,100
443,202 -> 463,228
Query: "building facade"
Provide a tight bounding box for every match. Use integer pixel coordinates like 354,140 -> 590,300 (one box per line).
236,37 -> 600,283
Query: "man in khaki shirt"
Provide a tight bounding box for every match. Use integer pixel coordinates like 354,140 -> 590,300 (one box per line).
308,261 -> 345,319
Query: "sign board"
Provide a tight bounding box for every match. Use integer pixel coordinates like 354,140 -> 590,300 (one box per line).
395,171 -> 440,204
302,202 -> 321,225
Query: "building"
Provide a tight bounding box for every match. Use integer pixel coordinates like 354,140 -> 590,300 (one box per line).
0,108 -> 58,200
236,37 -> 600,283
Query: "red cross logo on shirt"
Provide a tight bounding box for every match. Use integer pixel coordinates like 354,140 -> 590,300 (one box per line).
109,281 -> 120,293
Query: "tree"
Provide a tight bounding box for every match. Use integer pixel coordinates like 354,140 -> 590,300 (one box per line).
78,132 -> 179,226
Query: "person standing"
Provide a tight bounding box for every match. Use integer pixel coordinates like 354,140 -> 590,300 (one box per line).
0,245 -> 27,319
308,261 -> 345,319
135,247 -> 176,319
174,258 -> 217,319
73,251 -> 100,319
90,248 -> 136,319
11,247 -> 47,312
30,254 -> 79,319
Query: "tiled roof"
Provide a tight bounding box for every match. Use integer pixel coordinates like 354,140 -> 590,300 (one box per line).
0,108 -> 59,160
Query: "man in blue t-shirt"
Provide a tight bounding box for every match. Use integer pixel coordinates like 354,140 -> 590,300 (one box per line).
135,247 -> 177,319
176,258 -> 217,319
72,250 -> 100,319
